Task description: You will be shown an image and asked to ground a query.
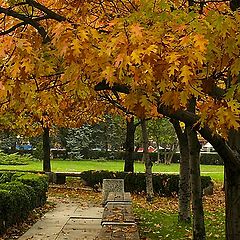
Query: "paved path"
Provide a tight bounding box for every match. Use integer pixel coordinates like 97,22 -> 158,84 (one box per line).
19,201 -> 104,240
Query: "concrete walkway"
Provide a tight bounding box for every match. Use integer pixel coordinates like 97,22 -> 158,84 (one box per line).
19,202 -> 104,240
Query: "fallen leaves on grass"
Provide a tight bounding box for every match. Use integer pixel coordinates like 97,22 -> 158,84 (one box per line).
132,184 -> 225,240
132,183 -> 225,214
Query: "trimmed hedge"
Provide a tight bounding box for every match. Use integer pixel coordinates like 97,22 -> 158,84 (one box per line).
79,170 -> 212,196
79,150 -> 223,165
0,172 -> 48,233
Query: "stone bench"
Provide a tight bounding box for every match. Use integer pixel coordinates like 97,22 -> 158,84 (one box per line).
53,172 -> 82,184
97,179 -> 140,240
106,192 -> 132,205
101,201 -> 135,225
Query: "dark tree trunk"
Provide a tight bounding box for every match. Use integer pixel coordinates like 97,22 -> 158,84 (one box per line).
225,129 -> 240,239
124,117 -> 136,172
225,160 -> 240,239
43,126 -> 51,172
187,126 -> 205,240
187,98 -> 205,240
141,119 -> 154,202
172,120 -> 191,223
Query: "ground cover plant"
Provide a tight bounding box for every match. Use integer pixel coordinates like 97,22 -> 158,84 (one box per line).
0,160 -> 224,182
0,152 -> 37,165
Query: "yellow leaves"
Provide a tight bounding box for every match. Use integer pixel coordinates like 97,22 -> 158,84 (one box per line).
161,92 -> 181,110
21,59 -> 34,73
198,98 -> 240,136
131,49 -> 142,65
11,61 -> 21,78
0,81 -> 5,91
140,95 -> 149,109
193,34 -> 208,52
130,24 -> 143,40
166,52 -> 181,76
71,38 -> 82,57
179,65 -> 193,83
15,39 -> 33,54
230,58 -> 240,76
101,66 -> 116,86
217,105 -> 239,131
179,35 -> 190,47
180,91 -> 189,107
145,45 -> 158,55
166,52 -> 180,64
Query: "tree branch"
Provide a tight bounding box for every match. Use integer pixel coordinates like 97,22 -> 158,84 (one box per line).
94,80 -> 130,94
0,6 -> 50,43
25,0 -> 66,22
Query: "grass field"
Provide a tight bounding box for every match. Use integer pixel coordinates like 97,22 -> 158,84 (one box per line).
0,159 -> 224,181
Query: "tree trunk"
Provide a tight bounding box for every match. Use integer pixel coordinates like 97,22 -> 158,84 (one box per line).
172,120 -> 191,223
124,117 -> 136,172
43,126 -> 51,172
225,161 -> 240,239
225,129 -> 240,239
156,140 -> 160,162
158,105 -> 240,239
187,126 -> 205,240
141,119 -> 154,202
165,144 -> 177,164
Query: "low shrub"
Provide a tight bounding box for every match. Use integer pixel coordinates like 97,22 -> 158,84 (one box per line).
14,173 -> 48,206
80,170 -> 212,196
0,172 -> 48,233
0,172 -> 15,184
0,151 -> 38,165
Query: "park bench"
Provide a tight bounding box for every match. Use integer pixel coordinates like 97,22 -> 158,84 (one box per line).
96,179 -> 140,240
54,172 -> 82,184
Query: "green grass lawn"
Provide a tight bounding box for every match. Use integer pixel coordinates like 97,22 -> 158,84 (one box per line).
0,159 -> 224,181
134,206 -> 225,239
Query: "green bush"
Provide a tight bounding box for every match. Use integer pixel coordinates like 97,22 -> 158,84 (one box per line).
0,182 -> 35,229
0,172 -> 15,183
0,151 -> 39,165
0,172 -> 48,233
80,170 -> 212,196
14,173 -> 48,206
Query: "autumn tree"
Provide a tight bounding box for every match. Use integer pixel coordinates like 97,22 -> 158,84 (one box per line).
1,0 -> 240,238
